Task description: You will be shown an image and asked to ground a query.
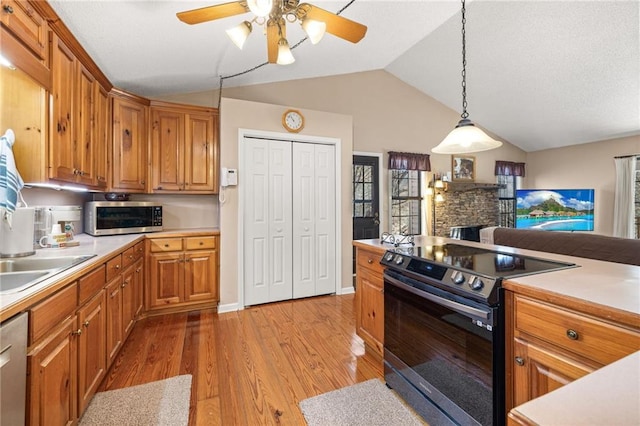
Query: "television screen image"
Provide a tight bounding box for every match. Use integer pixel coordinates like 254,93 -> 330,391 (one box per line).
516,189 -> 595,231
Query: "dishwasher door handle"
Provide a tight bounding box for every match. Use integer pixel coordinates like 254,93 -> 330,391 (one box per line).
0,344 -> 12,369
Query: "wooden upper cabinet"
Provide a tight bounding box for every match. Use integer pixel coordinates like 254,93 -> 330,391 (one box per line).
93,84 -> 109,189
0,0 -> 48,62
150,101 -> 217,193
111,91 -> 148,192
50,35 -> 76,183
75,62 -> 96,186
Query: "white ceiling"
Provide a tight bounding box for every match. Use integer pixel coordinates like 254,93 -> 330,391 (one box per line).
47,0 -> 640,152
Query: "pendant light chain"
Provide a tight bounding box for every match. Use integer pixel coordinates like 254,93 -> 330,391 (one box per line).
460,0 -> 468,120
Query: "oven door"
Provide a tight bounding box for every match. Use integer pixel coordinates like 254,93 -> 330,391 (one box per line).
383,270 -> 504,426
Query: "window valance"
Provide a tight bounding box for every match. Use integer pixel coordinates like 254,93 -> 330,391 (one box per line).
388,151 -> 431,171
495,160 -> 526,177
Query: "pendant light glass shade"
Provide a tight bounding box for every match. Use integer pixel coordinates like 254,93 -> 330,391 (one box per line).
277,38 -> 295,65
226,21 -> 252,49
432,119 -> 502,154
301,18 -> 326,44
247,0 -> 273,17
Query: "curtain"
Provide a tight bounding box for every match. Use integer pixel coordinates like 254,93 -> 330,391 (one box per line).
613,157 -> 637,238
494,160 -> 526,176
388,151 -> 431,171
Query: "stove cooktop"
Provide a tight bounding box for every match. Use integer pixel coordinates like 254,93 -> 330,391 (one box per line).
381,243 -> 577,305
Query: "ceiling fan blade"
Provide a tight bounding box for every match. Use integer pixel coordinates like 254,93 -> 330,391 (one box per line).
301,3 -> 367,43
177,1 -> 249,25
266,18 -> 283,64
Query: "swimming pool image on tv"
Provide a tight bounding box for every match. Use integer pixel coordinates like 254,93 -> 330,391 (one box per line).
515,189 -> 595,231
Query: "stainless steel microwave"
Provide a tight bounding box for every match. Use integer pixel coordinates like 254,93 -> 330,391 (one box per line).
84,201 -> 163,236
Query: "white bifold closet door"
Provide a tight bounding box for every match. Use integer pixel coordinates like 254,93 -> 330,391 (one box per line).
243,137 -> 336,306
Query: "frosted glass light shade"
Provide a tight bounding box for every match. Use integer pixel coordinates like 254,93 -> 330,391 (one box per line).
435,194 -> 445,203
247,0 -> 273,17
301,18 -> 326,44
432,119 -> 502,154
277,39 -> 295,65
226,21 -> 252,49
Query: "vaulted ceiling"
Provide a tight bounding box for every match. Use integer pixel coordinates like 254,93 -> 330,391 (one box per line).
48,0 -> 640,152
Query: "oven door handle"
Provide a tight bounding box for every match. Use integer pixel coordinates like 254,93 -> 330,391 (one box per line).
385,274 -> 491,321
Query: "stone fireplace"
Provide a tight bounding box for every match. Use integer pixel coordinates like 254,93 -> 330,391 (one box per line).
432,182 -> 502,237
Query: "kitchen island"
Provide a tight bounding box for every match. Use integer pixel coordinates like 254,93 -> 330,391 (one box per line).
353,236 -> 640,425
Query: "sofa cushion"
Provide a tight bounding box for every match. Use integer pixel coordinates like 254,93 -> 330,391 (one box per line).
492,227 -> 640,266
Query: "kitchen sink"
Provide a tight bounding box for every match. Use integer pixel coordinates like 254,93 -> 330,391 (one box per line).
0,255 -> 96,294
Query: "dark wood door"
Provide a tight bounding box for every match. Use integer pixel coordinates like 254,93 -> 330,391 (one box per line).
353,155 -> 380,271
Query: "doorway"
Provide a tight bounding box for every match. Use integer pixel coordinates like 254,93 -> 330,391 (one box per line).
352,155 -> 381,273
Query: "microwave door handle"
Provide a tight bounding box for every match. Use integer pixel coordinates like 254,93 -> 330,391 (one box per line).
384,274 -> 491,321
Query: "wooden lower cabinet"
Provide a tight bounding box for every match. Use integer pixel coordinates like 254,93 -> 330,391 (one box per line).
105,275 -> 123,367
77,290 -> 106,414
354,245 -> 386,360
146,235 -> 219,312
28,316 -> 78,426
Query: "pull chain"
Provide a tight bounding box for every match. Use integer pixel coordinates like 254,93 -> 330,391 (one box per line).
460,0 -> 468,119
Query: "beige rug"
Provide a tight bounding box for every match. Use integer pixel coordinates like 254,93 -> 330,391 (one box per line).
79,375 -> 192,426
299,378 -> 425,426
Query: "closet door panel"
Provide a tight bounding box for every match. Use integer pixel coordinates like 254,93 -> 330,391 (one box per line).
244,140 -> 270,305
268,140 -> 293,302
314,144 -> 336,295
293,143 -> 316,298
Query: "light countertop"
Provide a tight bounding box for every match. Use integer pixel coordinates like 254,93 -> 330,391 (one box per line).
0,228 -> 219,322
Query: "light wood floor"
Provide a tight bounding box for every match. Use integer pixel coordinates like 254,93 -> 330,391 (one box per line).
99,293 -> 382,425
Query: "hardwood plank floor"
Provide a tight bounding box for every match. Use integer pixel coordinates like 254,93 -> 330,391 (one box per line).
99,294 -> 382,425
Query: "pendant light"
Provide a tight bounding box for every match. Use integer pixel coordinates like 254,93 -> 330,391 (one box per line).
432,0 -> 502,154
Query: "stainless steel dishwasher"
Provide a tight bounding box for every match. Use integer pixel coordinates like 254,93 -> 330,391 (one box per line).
0,312 -> 28,426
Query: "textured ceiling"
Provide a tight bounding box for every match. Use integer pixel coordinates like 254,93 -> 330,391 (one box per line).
47,0 -> 640,152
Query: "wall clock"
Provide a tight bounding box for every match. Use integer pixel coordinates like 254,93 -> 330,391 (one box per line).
282,109 -> 304,133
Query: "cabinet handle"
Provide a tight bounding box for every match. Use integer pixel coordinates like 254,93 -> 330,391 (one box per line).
136,267 -> 141,273
129,255 -> 134,260
566,329 -> 579,340
72,329 -> 83,336
3,5 -> 14,14
114,264 -> 120,270
367,258 -> 373,264
199,241 -> 204,246
515,356 -> 525,366
164,244 -> 169,248
83,320 -> 90,328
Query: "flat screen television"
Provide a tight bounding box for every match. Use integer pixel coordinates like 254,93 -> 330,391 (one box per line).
516,189 -> 595,231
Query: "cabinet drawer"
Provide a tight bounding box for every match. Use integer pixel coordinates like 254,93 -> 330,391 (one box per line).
105,254 -> 122,282
122,246 -> 137,268
30,282 -> 78,343
78,265 -> 106,305
356,247 -> 385,276
133,241 -> 145,260
149,238 -> 183,252
515,296 -> 640,366
184,236 -> 216,251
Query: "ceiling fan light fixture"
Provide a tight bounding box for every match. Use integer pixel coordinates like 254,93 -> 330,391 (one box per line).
432,119 -> 502,154
247,0 -> 273,18
226,21 -> 253,49
301,18 -> 326,44
277,38 -> 295,65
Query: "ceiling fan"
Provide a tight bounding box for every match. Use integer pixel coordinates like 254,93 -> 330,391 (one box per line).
177,0 -> 367,65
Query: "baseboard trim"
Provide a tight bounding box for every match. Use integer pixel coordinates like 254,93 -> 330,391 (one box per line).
217,302 -> 242,313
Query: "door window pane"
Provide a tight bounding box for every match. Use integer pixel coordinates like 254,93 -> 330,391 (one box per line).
390,170 -> 422,235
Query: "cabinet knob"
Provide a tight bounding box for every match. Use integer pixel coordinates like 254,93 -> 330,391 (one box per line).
72,329 -> 83,336
367,258 -> 373,264
3,5 -> 14,14
515,356 -> 525,366
83,320 -> 90,328
566,329 -> 579,340
114,264 -> 120,270
164,244 -> 169,248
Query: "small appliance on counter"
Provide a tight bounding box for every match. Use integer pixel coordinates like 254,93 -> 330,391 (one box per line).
0,207 -> 35,257
33,205 -> 83,249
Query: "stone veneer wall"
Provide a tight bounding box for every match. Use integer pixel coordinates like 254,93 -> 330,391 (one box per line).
433,185 -> 500,237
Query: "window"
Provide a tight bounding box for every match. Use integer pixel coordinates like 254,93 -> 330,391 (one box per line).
391,170 -> 422,235
353,163 -> 375,218
497,174 -> 517,228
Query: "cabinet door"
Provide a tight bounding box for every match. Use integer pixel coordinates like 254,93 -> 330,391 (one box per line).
121,263 -> 136,337
185,112 -> 215,191
0,0 -> 48,61
77,291 -> 106,415
148,251 -> 183,308
512,338 -> 594,407
112,97 -> 147,191
50,35 -> 76,183
151,108 -> 184,191
184,249 -> 217,302
105,276 -> 123,367
133,257 -> 144,317
356,267 -> 384,356
93,84 -> 109,189
75,62 -> 95,186
28,316 -> 77,426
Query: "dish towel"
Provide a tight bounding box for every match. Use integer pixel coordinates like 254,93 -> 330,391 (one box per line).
0,129 -> 24,227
